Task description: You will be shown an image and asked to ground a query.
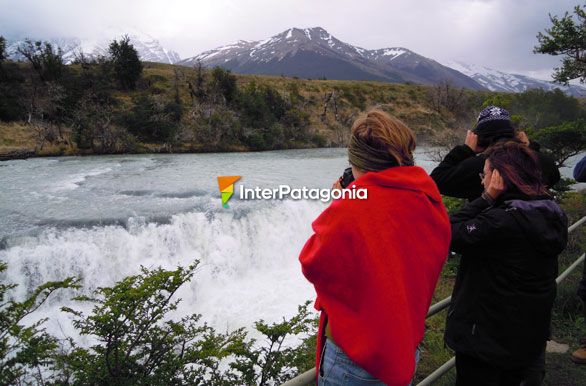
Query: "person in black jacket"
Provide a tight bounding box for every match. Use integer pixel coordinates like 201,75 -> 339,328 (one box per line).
431,106 -> 560,201
446,141 -> 568,385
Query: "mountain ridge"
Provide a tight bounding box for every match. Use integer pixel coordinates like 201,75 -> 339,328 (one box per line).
446,61 -> 586,97
6,26 -> 585,96
179,27 -> 485,90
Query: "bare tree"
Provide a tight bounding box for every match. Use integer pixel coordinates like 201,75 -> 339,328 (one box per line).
30,120 -> 59,151
427,80 -> 467,115
321,90 -> 339,122
187,60 -> 207,105
17,40 -> 64,82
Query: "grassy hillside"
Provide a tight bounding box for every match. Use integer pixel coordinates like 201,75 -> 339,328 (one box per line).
142,62 -> 487,142
2,61 -> 584,160
0,61 -> 490,159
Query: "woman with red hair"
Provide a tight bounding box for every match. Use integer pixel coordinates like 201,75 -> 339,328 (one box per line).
446,141 -> 568,385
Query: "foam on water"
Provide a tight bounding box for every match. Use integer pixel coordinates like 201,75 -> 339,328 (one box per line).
52,165 -> 117,191
0,198 -> 324,341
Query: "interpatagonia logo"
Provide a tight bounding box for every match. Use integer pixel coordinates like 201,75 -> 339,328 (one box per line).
217,175 -> 368,208
217,176 -> 241,208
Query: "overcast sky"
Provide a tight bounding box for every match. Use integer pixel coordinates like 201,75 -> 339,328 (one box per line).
0,0 -> 580,80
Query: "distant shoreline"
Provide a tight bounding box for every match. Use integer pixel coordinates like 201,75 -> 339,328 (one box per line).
0,144 -> 337,162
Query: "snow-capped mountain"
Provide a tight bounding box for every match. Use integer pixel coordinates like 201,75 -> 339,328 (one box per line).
6,32 -> 181,65
187,28 -> 371,66
97,32 -> 181,64
365,48 -> 483,89
179,27 -> 484,90
7,37 -> 82,64
446,61 -> 586,97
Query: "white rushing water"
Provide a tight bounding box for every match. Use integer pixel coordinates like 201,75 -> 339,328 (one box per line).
0,148 -> 583,343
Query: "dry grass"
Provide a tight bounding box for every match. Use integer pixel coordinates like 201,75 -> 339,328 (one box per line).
0,121 -> 35,152
139,62 -> 461,139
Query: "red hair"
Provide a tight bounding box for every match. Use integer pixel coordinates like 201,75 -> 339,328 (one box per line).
486,141 -> 549,197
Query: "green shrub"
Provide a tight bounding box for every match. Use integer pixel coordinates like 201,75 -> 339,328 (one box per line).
0,262 -> 77,385
442,196 -> 466,215
48,262 -> 318,385
529,120 -> 586,166
210,67 -> 237,105
57,263 -> 235,385
237,82 -> 286,130
311,133 -> 328,147
124,94 -> 180,143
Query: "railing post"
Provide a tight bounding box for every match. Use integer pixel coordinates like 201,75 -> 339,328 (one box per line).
416,357 -> 456,386
281,369 -> 316,386
556,253 -> 585,284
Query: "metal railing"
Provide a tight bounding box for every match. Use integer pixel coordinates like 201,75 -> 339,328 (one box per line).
282,215 -> 586,386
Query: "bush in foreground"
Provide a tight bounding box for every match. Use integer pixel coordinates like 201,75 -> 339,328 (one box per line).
0,261 -> 317,385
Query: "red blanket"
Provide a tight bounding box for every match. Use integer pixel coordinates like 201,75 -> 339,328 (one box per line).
299,166 -> 450,385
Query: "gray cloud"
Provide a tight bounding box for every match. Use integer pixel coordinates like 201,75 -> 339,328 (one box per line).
0,0 -> 578,79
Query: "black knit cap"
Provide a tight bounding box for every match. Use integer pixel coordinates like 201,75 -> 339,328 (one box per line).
473,105 -> 514,140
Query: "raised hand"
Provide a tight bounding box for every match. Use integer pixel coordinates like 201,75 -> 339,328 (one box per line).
465,130 -> 481,153
516,131 -> 530,146
486,169 -> 506,199
332,179 -> 342,191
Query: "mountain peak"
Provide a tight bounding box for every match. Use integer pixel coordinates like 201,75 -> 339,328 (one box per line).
304,26 -> 329,36
306,26 -> 328,32
179,27 -> 485,89
276,27 -> 331,42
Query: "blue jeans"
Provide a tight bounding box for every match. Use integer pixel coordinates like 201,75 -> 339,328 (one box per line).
318,338 -> 421,385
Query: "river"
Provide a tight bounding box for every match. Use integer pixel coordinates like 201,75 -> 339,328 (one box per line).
0,148 -> 583,342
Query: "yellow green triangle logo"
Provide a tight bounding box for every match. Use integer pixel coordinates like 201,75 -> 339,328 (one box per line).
217,176 -> 241,208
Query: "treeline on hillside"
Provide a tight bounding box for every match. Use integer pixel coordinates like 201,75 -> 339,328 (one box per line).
0,36 -> 143,152
0,35 -> 319,154
0,35 -> 586,158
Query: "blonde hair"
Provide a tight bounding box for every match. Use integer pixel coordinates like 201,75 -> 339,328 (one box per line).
350,109 -> 416,168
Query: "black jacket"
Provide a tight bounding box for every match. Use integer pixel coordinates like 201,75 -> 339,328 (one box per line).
430,144 -> 561,201
445,193 -> 568,368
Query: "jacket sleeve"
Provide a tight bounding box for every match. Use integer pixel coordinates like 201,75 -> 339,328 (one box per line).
430,145 -> 483,200
536,152 -> 560,188
528,139 -> 541,152
450,197 -> 509,255
574,155 -> 586,182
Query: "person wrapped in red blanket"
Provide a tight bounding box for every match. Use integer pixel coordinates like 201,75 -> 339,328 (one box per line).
299,110 -> 451,385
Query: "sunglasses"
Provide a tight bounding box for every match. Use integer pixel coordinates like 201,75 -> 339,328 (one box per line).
479,168 -> 495,181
